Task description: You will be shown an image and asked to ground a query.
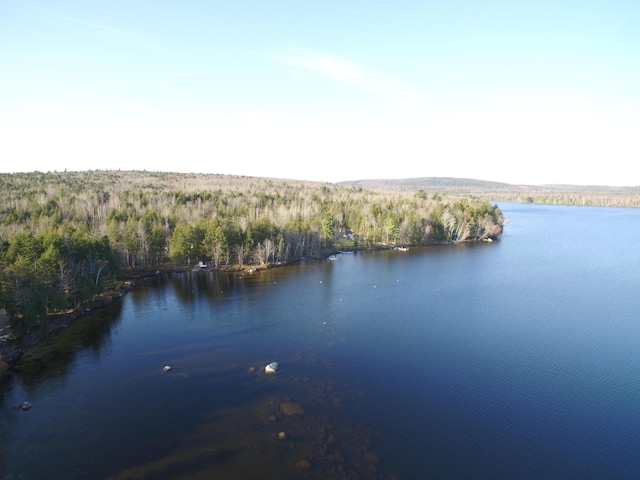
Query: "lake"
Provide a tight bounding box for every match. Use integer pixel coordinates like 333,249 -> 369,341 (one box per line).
2,202 -> 640,479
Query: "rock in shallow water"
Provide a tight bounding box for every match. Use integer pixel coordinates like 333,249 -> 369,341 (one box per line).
280,402 -> 305,416
264,362 -> 279,374
295,459 -> 312,470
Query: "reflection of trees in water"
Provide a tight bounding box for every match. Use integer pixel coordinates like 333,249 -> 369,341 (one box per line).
13,301 -> 123,387
138,263 -> 322,313
129,271 -> 241,309
165,269 -> 297,305
128,278 -> 158,303
164,271 -> 224,305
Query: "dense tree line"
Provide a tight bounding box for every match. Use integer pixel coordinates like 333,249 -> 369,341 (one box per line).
0,171 -> 503,337
494,193 -> 640,207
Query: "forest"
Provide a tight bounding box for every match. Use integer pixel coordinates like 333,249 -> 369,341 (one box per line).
0,170 -> 503,343
345,177 -> 640,208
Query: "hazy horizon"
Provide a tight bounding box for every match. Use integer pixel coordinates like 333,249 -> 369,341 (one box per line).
2,1 -> 639,186
5,169 -> 640,189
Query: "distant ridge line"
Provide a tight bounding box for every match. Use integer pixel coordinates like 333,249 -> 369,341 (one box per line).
339,177 -> 640,208
340,177 -> 640,192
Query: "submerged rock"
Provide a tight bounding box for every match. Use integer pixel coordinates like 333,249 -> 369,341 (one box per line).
280,402 -> 305,416
363,451 -> 380,464
295,459 -> 312,470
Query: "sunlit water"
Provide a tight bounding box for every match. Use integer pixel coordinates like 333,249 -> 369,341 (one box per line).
2,203 -> 640,479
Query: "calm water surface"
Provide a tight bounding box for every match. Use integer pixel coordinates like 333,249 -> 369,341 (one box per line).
2,202 -> 640,479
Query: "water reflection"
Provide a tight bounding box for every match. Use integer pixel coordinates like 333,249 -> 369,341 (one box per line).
14,301 -> 123,387
166,270 -> 249,305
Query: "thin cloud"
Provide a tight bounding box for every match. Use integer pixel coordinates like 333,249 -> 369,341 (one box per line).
269,50 -> 422,98
15,2 -> 170,53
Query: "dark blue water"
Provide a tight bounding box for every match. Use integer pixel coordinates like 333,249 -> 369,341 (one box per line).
2,203 -> 640,479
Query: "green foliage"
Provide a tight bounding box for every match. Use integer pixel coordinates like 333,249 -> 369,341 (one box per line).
321,212 -> 335,248
0,171 -> 505,336
0,223 -> 119,336
169,223 -> 200,264
383,216 -> 399,244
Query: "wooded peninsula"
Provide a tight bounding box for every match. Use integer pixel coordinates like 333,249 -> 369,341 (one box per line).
0,170 -> 504,367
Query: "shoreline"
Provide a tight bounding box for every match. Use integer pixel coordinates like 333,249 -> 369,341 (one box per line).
0,254 -> 332,384
0,241 -> 478,384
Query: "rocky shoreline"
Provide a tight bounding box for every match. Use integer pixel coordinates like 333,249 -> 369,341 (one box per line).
0,255 -> 328,384
0,280 -> 137,384
0,243 -> 443,384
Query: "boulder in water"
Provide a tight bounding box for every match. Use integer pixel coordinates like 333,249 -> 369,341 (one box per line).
265,362 -> 279,374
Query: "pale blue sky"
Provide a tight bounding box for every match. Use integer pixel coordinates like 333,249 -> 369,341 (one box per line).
2,0 -> 639,185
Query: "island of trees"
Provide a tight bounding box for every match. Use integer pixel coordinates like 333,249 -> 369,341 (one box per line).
0,170 -> 503,373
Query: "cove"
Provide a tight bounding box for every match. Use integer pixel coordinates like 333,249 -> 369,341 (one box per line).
2,202 -> 640,479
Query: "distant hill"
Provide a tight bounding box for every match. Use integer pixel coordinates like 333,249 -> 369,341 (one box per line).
340,177 -> 512,193
340,177 -> 640,208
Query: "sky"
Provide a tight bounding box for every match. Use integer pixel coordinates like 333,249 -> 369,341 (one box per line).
1,1 -> 639,185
